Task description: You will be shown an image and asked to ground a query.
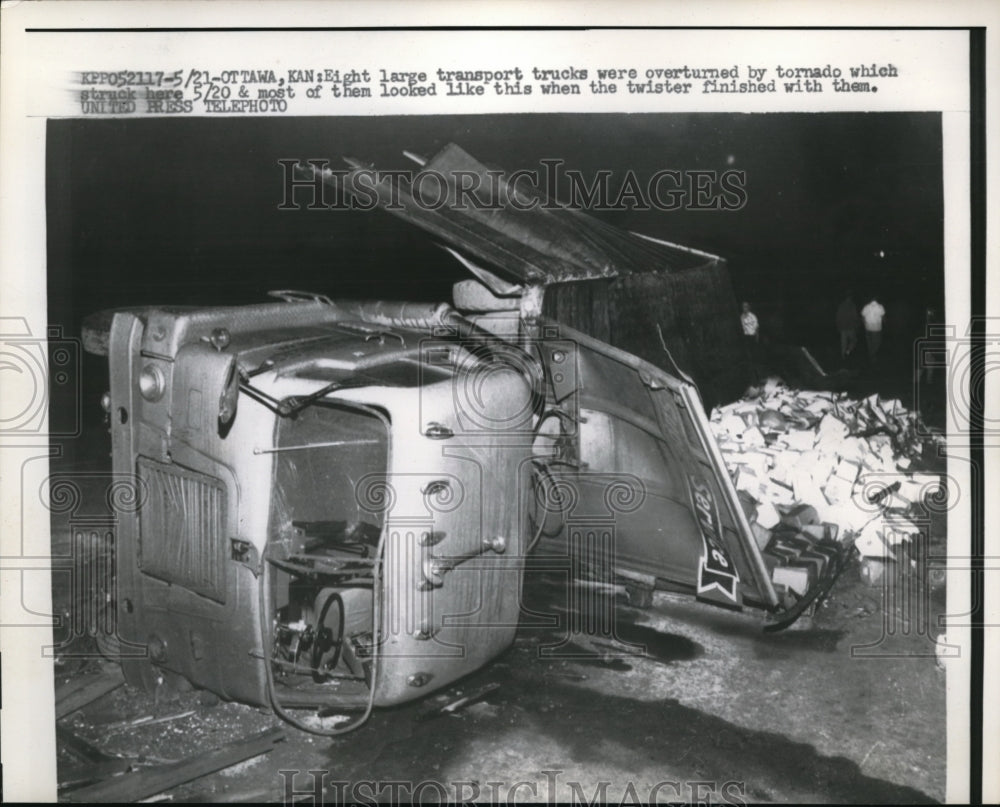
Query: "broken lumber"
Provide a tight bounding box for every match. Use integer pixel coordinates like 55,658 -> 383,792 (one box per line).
417,682 -> 501,721
56,726 -> 134,791
65,727 -> 286,803
57,725 -> 121,763
56,665 -> 126,719
59,759 -> 134,792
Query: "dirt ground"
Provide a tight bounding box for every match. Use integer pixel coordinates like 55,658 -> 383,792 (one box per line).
52,536 -> 948,804
49,350 -> 951,804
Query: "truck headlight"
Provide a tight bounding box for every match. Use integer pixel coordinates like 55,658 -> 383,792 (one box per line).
139,364 -> 166,401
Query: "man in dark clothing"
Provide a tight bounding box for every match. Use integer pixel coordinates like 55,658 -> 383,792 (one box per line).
836,294 -> 862,359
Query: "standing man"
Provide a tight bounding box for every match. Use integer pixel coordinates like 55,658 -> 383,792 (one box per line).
740,301 -> 760,382
861,295 -> 886,364
835,293 -> 862,359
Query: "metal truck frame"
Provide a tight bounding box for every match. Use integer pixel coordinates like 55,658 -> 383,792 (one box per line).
80,145 -> 843,735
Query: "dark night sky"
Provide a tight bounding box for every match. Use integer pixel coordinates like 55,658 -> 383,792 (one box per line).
47,112 -> 943,346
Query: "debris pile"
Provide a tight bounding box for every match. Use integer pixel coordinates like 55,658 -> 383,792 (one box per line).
56,661 -> 285,801
710,380 -> 945,595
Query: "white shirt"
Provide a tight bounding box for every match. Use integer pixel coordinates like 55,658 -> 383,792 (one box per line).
861,301 -> 885,331
740,311 -> 759,336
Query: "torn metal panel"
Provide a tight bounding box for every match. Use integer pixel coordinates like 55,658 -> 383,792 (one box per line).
321,143 -> 745,400
326,143 -> 721,285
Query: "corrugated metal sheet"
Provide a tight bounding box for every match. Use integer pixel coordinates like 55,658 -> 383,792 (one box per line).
332,143 -> 747,403
335,143 -> 719,285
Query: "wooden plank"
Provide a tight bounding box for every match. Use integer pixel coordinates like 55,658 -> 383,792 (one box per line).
59,759 -> 134,791
179,786 -> 273,803
55,666 -> 126,719
65,728 -> 286,803
57,726 -> 120,762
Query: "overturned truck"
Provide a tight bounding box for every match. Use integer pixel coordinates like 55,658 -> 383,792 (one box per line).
82,144 -> 843,734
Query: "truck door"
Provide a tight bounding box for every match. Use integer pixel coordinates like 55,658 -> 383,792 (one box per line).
533,320 -> 778,611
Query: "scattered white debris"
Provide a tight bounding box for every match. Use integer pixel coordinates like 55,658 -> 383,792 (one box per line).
297,713 -> 352,731
710,382 -> 945,589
